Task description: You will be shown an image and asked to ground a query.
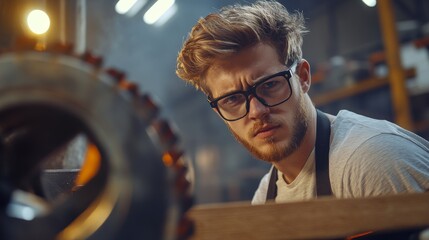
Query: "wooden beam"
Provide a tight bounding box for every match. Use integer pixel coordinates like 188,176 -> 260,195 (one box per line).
377,0 -> 414,131
312,68 -> 415,106
189,192 -> 429,240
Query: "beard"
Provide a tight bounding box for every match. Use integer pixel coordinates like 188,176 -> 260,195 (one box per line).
228,96 -> 309,163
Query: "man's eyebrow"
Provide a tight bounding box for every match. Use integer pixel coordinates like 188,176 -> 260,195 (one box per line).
253,70 -> 283,84
248,71 -> 271,85
215,88 -> 245,99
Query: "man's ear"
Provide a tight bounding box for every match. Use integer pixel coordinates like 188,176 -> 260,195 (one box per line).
296,59 -> 311,93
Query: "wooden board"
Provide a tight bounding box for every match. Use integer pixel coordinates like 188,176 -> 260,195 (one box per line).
188,192 -> 429,240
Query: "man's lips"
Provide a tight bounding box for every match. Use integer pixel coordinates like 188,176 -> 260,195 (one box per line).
253,125 -> 279,137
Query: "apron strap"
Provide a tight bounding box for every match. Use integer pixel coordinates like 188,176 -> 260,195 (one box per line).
266,166 -> 278,200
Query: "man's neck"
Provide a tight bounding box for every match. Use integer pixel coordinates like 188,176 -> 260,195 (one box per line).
273,108 -> 317,184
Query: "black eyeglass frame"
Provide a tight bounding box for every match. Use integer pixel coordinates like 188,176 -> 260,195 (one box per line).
208,66 -> 295,121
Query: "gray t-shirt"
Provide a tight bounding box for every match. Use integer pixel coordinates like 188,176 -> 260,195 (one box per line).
252,110 -> 429,204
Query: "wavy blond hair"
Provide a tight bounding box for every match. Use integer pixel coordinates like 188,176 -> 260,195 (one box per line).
176,0 -> 307,95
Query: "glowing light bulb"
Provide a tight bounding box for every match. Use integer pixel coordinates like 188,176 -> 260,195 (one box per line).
27,9 -> 50,35
362,0 -> 376,7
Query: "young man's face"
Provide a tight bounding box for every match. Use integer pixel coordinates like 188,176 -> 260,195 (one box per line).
204,43 -> 311,163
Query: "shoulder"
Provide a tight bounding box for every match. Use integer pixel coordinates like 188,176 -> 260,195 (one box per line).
340,133 -> 429,197
330,110 -> 429,165
329,111 -> 429,197
332,110 -> 429,160
333,110 -> 399,135
349,133 -> 429,169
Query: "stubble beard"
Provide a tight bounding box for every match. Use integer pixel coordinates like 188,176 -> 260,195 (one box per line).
229,97 -> 309,163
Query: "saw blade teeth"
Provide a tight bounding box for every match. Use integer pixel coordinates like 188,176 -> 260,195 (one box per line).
162,149 -> 184,167
119,80 -> 139,96
81,51 -> 103,68
105,68 -> 126,82
48,42 -> 74,55
139,94 -> 160,121
13,36 -> 39,51
151,118 -> 179,150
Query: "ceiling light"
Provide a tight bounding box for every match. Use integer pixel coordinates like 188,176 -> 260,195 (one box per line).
115,0 -> 138,14
143,0 -> 175,25
362,0 -> 376,7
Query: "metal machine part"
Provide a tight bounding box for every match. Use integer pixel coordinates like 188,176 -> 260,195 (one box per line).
0,46 -> 193,240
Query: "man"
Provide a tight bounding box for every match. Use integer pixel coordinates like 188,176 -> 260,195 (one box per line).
176,0 -> 429,204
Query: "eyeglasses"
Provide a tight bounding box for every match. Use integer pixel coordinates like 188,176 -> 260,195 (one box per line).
208,63 -> 296,121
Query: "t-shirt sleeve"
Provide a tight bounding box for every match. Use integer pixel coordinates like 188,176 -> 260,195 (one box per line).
342,133 -> 429,198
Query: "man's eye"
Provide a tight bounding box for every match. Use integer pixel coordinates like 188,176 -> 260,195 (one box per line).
260,79 -> 281,90
219,94 -> 244,106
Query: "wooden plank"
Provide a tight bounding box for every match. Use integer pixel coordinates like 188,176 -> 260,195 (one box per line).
188,192 -> 429,240
312,68 -> 415,106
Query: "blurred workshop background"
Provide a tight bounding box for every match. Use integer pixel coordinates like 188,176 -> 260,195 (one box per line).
1,0 -> 428,205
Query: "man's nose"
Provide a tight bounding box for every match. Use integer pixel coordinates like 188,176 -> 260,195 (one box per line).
247,96 -> 269,119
